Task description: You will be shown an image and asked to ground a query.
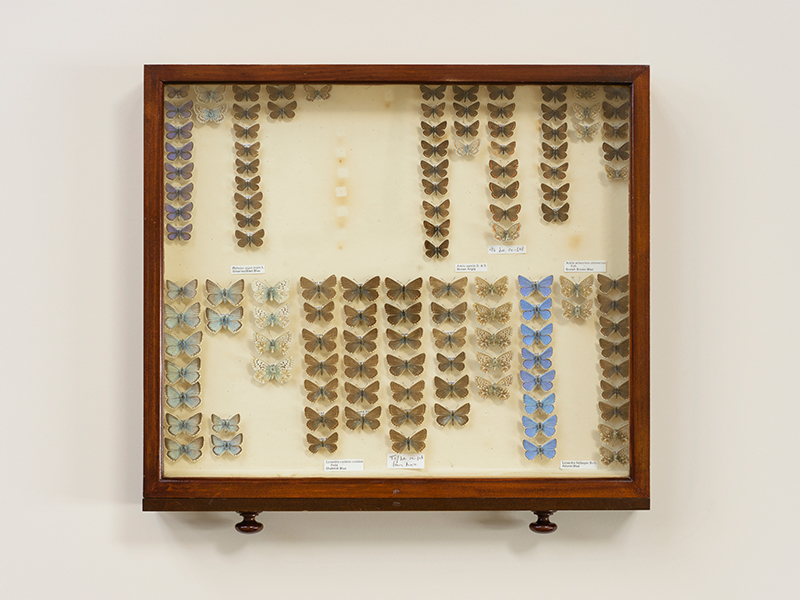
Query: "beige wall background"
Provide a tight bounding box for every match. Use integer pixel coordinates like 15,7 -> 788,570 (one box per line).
1,1 -> 797,598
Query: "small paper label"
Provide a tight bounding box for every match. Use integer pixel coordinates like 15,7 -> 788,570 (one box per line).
230,265 -> 265,275
560,460 -> 598,470
488,245 -> 526,255
335,186 -> 347,197
564,260 -> 606,273
324,459 -> 364,472
455,263 -> 488,273
387,453 -> 425,469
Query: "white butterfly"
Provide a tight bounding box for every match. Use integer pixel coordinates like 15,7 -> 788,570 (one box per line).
251,279 -> 290,303
573,122 -> 600,140
254,305 -> 290,328
253,357 -> 293,384
454,139 -> 480,156
194,85 -> 226,103
194,103 -> 228,123
573,103 -> 600,121
254,331 -> 291,355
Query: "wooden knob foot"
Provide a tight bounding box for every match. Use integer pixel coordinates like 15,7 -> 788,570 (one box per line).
529,510 -> 557,534
235,511 -> 263,534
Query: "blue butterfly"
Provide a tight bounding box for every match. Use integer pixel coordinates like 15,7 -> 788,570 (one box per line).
164,436 -> 203,461
164,302 -> 201,329
165,357 -> 201,385
211,433 -> 243,456
523,438 -> 557,460
205,306 -> 244,334
520,369 -> 556,392
194,104 -> 228,123
522,415 -> 558,437
166,279 -> 198,301
165,183 -> 194,202
165,202 -> 193,221
165,162 -> 194,181
165,412 -> 202,437
520,323 -> 553,346
205,279 -> 245,306
518,275 -> 553,297
521,346 -> 553,370
165,141 -> 194,161
211,413 -> 240,434
166,223 -> 192,241
165,121 -> 193,140
165,383 -> 201,410
165,100 -> 193,119
523,393 -> 555,414
520,297 -> 552,321
165,331 -> 203,358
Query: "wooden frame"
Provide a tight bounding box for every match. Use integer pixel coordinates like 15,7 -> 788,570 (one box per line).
143,64 -> 650,532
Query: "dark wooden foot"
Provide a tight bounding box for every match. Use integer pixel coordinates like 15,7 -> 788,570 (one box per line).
235,511 -> 263,534
529,510 -> 557,534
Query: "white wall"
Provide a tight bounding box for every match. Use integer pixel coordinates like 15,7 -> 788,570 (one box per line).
2,1 -> 798,598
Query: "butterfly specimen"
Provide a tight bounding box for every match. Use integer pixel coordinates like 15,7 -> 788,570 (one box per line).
493,223 -> 520,242
307,432 -> 338,454
388,404 -> 425,427
560,275 -> 594,299
604,86 -> 630,101
454,102 -> 480,118
299,275 -> 337,301
165,413 -> 202,437
488,181 -> 519,199
562,300 -> 593,320
520,298 -> 552,321
599,338 -> 630,358
211,413 -> 240,434
599,316 -> 631,338
231,103 -> 261,121
476,351 -> 513,373
166,85 -> 189,99
232,84 -> 260,102
422,178 -> 448,196
542,122 -> 567,141
253,357 -> 293,383
523,392 -> 555,415
210,434 -> 243,457
422,199 -> 450,219
518,275 -> 554,297
453,85 -> 478,102
390,380 -> 425,403
573,122 -> 600,141
205,306 -> 244,334
489,159 -> 518,179
488,103 -> 515,119
164,200 -> 193,221
165,302 -> 201,329
603,122 -> 629,140
421,140 -> 449,157
304,354 -> 338,378
165,331 -> 203,357
520,323 -> 553,346
165,122 -> 193,140
165,162 -> 193,181
165,357 -> 201,385
573,103 -> 600,122
522,346 -> 553,370
523,438 -> 557,460
343,303 -> 378,327
165,183 -> 194,202
249,279 -> 289,304
194,85 -> 225,103
540,162 -> 568,180
253,305 -> 290,329
304,378 -> 339,403
266,85 -> 295,100
598,424 -> 630,445
235,229 -> 265,248
345,381 -> 380,404
420,84 -> 446,100
541,103 -> 567,121
236,158 -> 260,174
235,141 -> 260,157
436,351 -> 466,372
434,403 -> 470,427
574,85 -> 599,100
522,415 -> 557,438
421,102 -> 445,119
386,327 -> 423,350
389,428 -> 428,453
421,159 -> 448,179
235,176 -> 260,191
520,369 -> 556,392
305,406 -> 340,431
542,142 -> 568,161
341,276 -> 381,303
301,327 -> 338,354
387,353 -> 426,377
343,354 -> 379,379
165,141 -> 194,161
597,294 -> 630,315
300,83 -> 330,100
473,276 -> 508,299
454,121 -> 479,137
384,302 -> 422,325
541,86 -> 567,103
345,407 -> 382,430
541,184 -> 570,204
421,121 -> 447,138
205,279 -> 244,306
475,375 -> 514,400
474,302 -> 512,325
454,139 -> 481,156
233,123 -> 260,139
602,101 -> 630,120
194,104 -> 227,123
385,278 -> 423,303
487,121 -> 515,138
603,142 -> 631,161
268,100 -> 297,120
430,302 -> 467,325
599,401 -> 630,421
165,382 -> 202,410
488,85 -> 515,100
254,331 -> 291,355
601,380 -> 630,400
490,141 -> 516,156
164,437 -> 203,461
235,211 -> 261,228
340,328 -> 379,355
605,165 -> 629,180
600,359 -> 630,379
432,327 -> 467,349
475,326 -> 513,350
597,274 -> 630,294
599,445 -> 630,466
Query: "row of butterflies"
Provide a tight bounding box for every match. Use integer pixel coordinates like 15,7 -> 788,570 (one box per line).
307,428 -> 430,455
163,95 -> 196,243
305,403 -> 472,433
163,413 -> 244,461
539,86 -> 572,226
418,88 -> 452,261
228,100 -> 267,249
600,87 -> 632,182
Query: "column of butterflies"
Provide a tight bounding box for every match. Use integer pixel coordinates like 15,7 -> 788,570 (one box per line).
596,274 -> 631,468
485,86 -> 521,242
419,85 -> 450,260
601,86 -> 631,181
164,87 -> 195,242
539,86 -> 570,224
231,85 -> 265,248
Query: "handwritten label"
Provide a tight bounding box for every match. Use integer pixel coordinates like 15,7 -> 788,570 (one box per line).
488,245 -> 526,255
455,263 -> 488,273
324,459 -> 364,472
560,460 -> 598,470
387,453 -> 425,469
230,265 -> 265,275
564,260 -> 606,273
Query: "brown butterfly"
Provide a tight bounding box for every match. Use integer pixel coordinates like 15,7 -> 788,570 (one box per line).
432,327 -> 467,349
266,85 -> 295,100
600,359 -> 631,379
421,102 -> 445,119
598,423 -> 630,445
603,122 -> 629,140
235,142 -> 260,157
434,375 -> 470,399
307,432 -> 337,453
488,181 -> 519,199
345,406 -> 382,430
475,327 -> 513,350
599,316 -> 631,338
304,378 -> 339,403
235,211 -> 261,228
305,406 -> 339,431
304,353 -> 339,378
424,240 -> 449,258
541,85 -> 567,103
235,229 -> 265,247
598,274 -> 630,294
387,353 -> 426,377
475,276 -> 509,298
436,351 -> 466,372
540,163 -> 568,180
421,140 -> 449,158
232,103 -> 261,120
390,380 -> 425,403
597,294 -> 630,315
605,165 -> 629,180
541,203 -> 570,223
385,302 -> 422,326
540,183 -> 569,203
599,401 -> 630,422
301,327 -> 338,354
574,86 -> 599,100
420,84 -> 446,100
542,142 -> 568,161
453,85 -> 478,102
604,86 -> 630,101
166,85 -> 189,99
429,276 -> 467,298
389,428 -> 427,453
235,158 -> 259,174
343,329 -> 378,354
434,402 -> 470,427
599,338 -> 630,358
541,103 -> 567,121
603,142 -> 631,162
489,203 -> 521,222
603,101 -> 630,120
303,301 -> 335,323
235,176 -> 260,191
303,84 -> 332,102
430,302 -> 467,325
389,404 -> 425,427
599,445 -> 630,466
491,141 -> 516,156
560,275 -> 594,299
232,84 -> 260,102
493,223 -> 520,242
233,123 -> 260,139
454,121 -> 479,137
268,100 -> 297,120
343,354 -> 379,379
488,121 -> 516,138
476,351 -> 513,373
573,103 -> 601,121
423,219 -> 450,238
341,276 -> 380,303
344,381 -> 380,404
474,302 -> 512,325
454,102 -> 480,118
489,159 -> 518,179
421,121 -> 447,138
422,199 -> 450,219
475,375 -> 513,400
563,300 -> 593,320
574,122 -> 601,140
420,159 -> 448,179
488,103 -> 515,119
343,303 -> 378,328
385,278 -> 423,302
542,122 -> 567,141
385,327 -> 423,350
422,178 -> 448,196
488,85 -> 515,100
